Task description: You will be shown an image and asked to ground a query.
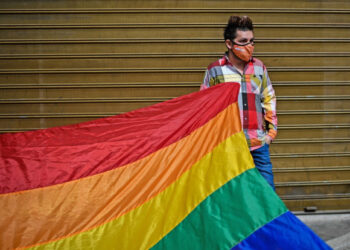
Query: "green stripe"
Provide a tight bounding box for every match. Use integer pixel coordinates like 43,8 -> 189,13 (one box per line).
151,168 -> 288,250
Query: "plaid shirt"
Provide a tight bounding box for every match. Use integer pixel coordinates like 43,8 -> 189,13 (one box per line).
200,54 -> 277,151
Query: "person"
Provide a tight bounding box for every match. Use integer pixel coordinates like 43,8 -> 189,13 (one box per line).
200,15 -> 277,190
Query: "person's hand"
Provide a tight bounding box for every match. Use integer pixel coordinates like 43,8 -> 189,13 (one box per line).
265,136 -> 272,145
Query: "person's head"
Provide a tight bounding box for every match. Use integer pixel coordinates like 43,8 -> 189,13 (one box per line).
224,16 -> 255,62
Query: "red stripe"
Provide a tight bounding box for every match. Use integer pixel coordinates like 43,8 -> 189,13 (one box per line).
247,93 -> 258,129
0,83 -> 240,194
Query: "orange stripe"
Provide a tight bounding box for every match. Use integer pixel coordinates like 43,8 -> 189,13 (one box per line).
0,103 -> 241,249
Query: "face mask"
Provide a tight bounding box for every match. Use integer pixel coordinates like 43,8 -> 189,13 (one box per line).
232,43 -> 254,62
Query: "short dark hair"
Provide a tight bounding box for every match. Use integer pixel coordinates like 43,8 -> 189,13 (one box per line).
224,16 -> 254,41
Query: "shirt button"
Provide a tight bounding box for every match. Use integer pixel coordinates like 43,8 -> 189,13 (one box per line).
244,118 -> 247,120
244,103 -> 247,106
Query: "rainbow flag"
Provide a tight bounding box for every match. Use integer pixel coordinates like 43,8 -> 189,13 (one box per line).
0,82 -> 329,249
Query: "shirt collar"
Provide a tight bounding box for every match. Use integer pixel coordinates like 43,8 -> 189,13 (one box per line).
223,52 -> 254,75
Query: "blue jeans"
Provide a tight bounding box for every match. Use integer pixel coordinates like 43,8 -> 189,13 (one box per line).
250,144 -> 275,190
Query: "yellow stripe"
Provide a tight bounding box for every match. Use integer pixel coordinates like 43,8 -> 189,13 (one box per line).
31,131 -> 254,250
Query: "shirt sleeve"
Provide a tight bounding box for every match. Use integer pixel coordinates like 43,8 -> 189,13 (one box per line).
200,69 -> 213,90
261,66 -> 278,140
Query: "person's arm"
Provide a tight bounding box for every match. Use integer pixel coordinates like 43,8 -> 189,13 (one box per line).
261,66 -> 277,143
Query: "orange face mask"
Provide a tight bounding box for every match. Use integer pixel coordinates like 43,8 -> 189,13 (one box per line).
232,43 -> 254,62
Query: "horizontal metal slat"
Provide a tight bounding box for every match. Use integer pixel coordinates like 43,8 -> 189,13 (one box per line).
271,152 -> 350,158
275,166 -> 350,172
274,138 -> 350,143
276,181 -> 350,197
271,154 -> 349,169
1,83 -> 350,105
0,82 -> 199,89
1,67 -> 350,74
1,96 -> 347,113
278,95 -> 350,100
0,81 -> 349,89
0,63 -> 347,84
283,197 -> 350,211
0,0 -> 350,9
276,180 -> 350,187
1,8 -> 350,14
1,55 -> 349,70
0,113 -> 122,118
1,23 -> 350,29
0,110 -> 348,118
2,96 -> 348,111
3,42 -> 350,55
1,38 -> 350,44
2,123 -> 347,131
0,97 -> 169,103
278,110 -> 350,115
278,115 -> 350,127
267,124 -> 350,139
279,124 -> 350,129
281,193 -> 350,200
1,27 -> 349,40
270,141 -> 350,154
0,96 -> 349,103
274,167 -> 350,182
1,12 -> 350,26
1,52 -> 350,59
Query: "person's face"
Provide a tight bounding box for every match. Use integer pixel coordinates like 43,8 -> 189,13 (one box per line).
225,30 -> 254,49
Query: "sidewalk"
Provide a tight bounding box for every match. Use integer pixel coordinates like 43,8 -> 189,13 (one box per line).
296,211 -> 350,250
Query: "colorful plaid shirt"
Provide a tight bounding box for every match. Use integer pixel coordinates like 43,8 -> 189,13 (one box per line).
200,54 -> 277,151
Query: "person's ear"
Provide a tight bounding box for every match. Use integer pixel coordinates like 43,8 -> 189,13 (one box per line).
225,39 -> 233,50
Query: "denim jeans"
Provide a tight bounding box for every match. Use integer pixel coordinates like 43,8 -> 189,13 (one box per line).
250,144 -> 275,190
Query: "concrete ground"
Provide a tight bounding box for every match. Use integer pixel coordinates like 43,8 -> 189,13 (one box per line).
296,212 -> 350,250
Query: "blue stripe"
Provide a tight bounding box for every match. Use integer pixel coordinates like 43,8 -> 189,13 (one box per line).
232,211 -> 331,250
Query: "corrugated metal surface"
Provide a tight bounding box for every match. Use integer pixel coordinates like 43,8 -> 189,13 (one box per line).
0,0 -> 349,211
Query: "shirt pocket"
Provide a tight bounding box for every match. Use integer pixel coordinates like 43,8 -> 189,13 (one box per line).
246,74 -> 262,94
